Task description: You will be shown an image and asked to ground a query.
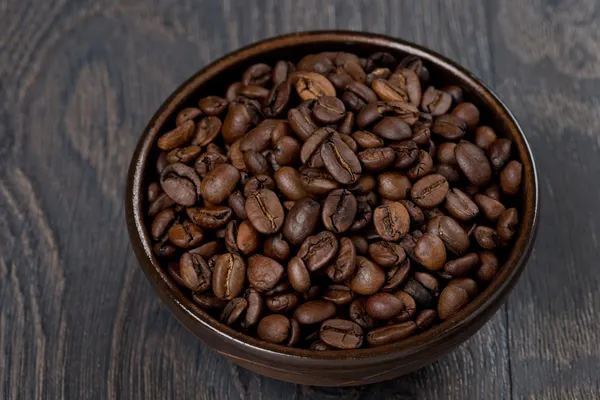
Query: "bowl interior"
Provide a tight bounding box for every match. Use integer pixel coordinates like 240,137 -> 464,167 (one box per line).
127,31 -> 538,361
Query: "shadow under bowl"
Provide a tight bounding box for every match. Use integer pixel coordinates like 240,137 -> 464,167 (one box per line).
126,30 -> 539,387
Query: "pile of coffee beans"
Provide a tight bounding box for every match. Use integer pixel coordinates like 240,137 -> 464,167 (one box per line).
146,50 -> 523,350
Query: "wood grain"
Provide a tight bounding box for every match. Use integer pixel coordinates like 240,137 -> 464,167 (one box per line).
0,0 -> 598,398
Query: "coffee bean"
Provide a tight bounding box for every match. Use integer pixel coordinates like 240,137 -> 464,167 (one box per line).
448,278 -> 478,298
151,208 -> 175,241
272,166 -> 306,201
192,116 -> 223,147
300,168 -> 340,196
438,285 -> 469,320
375,172 -> 410,201
288,257 -> 311,293
346,256 -> 386,295
190,240 -> 222,258
194,152 -> 228,177
500,160 -> 522,195
421,86 -> 452,116
272,135 -> 300,166
228,190 -> 248,220
358,147 -> 396,171
262,234 -> 290,263
402,278 -> 435,308
200,163 -> 240,205
290,71 -> 336,100
497,208 -> 518,241
267,293 -> 300,313
176,107 -> 202,126
414,233 -> 446,270
288,106 -> 318,141
283,198 -> 321,246
368,241 -> 406,268
474,226 -> 502,249
451,102 -> 480,129
240,288 -> 264,329
199,96 -> 228,116
476,251 -> 499,281
158,120 -> 195,150
474,194 -> 506,221
416,309 -> 438,330
160,163 -> 201,206
349,174 -> 377,195
352,131 -> 384,149
488,138 -> 512,171
407,150 -> 434,181
247,255 -> 284,292
166,145 -> 202,165
320,133 -> 362,184
445,253 -> 480,277
294,300 -> 337,325
366,321 -> 417,346
350,236 -> 369,256
245,189 -> 284,234
257,314 -> 290,344
193,293 -> 228,310
322,189 -> 358,233
212,253 -> 246,300
371,79 -> 407,102
342,81 -> 378,112
455,141 -> 492,186
411,174 -> 449,208
382,258 -> 411,292
323,285 -> 355,305
243,150 -> 272,176
442,85 -> 463,104
180,252 -> 212,292
222,103 -> 259,144
373,202 -> 410,241
298,231 -> 339,272
357,101 -> 419,128
390,140 -> 419,169
474,126 -> 497,150
445,188 -> 479,221
272,60 -> 295,85
312,96 -> 346,123
320,319 -> 363,349
220,297 -> 248,326
326,237 -> 357,283
263,278 -> 293,296
235,220 -> 259,255
168,220 -> 204,249
432,114 -> 467,140
366,292 -> 404,319
244,175 -> 275,197
426,216 -> 470,255
186,206 -> 232,229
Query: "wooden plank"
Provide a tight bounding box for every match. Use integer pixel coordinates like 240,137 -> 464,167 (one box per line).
488,0 -> 600,398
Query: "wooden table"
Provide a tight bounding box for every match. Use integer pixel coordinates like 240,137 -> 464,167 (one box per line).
2,0 -> 599,398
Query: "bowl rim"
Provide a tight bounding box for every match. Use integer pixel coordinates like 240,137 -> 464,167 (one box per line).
126,30 -> 539,362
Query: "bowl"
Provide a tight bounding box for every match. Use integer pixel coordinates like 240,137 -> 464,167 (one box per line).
126,30 -> 539,386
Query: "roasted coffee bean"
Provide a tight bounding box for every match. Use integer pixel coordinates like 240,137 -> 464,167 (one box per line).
442,85 -> 463,104
300,168 -> 340,195
160,163 -> 201,206
474,226 -> 502,249
411,174 -> 449,208
349,298 -> 377,330
167,261 -> 187,286
488,138 -> 512,171
390,140 -> 419,169
375,172 -> 410,201
373,202 -> 410,241
168,220 -> 204,248
212,253 -> 246,300
272,60 -> 295,84
272,166 -> 305,201
322,189 -> 358,233
455,141 -> 492,186
448,277 -> 478,298
187,206 -> 232,229
288,105 -> 318,141
432,114 -> 467,140
474,126 -> 497,150
266,293 -> 300,313
193,293 -> 228,310
272,135 -> 301,166
258,235 -> 288,264
352,131 -> 384,149
407,150 -> 434,181
436,142 -> 457,165
483,183 -> 501,201
320,133 -> 362,184
235,220 -> 259,255
402,278 -> 435,308
158,120 -> 195,150
350,236 -> 369,256
346,256 -> 386,295
298,231 -> 339,272
421,86 -> 452,116
366,67 -> 392,85
372,117 -> 412,142
326,237 -> 357,283
414,233 -> 447,270
368,241 -> 406,268
367,321 -> 417,346
263,279 -> 293,297
151,208 -> 175,241
239,288 -> 264,329
476,251 -> 499,281
154,240 -> 177,258
415,309 -> 437,330
342,81 -> 379,112
194,152 -> 228,177
366,292 -> 404,319
382,258 -> 411,292
497,208 -> 518,240
224,220 -> 239,252
445,188 -> 479,221
320,319 -> 363,349
288,256 -> 310,293
358,147 -> 396,171
246,255 -> 284,293
227,190 -> 248,220
180,252 -> 212,292
435,163 -> 461,183
393,291 -> 417,322
176,107 -> 202,125
451,102 -> 480,129
294,300 -> 337,325
190,240 -> 222,258
166,145 -> 202,164
500,160 -> 522,195
474,194 -> 506,221
199,96 -> 228,116
257,314 -> 290,344
290,71 -> 336,100
243,150 -> 272,176
349,174 -> 377,195
438,285 -> 469,320
357,101 -> 419,128
312,96 -> 346,123
242,63 -> 272,86
371,78 -> 407,102
147,182 -> 162,204
222,103 -> 259,144
426,216 -> 470,255
245,189 -> 284,234
445,253 -> 480,277
244,175 -> 275,197
323,285 -> 355,305
200,163 -> 240,205
283,198 -> 320,246
220,297 -> 248,326
192,116 -> 222,147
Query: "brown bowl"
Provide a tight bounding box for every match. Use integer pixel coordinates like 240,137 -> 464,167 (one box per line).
126,31 -> 539,386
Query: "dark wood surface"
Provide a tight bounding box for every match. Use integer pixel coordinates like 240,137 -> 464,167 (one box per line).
1,0 -> 599,398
